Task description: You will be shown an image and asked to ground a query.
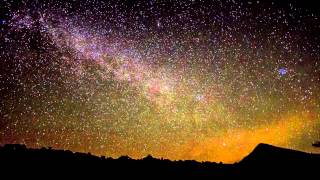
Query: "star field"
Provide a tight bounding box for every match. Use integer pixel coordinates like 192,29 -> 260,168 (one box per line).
0,0 -> 319,163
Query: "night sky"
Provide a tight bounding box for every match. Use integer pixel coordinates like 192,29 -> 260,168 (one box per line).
0,0 -> 319,163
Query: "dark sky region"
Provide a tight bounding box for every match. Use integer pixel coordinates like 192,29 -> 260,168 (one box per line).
0,0 -> 319,163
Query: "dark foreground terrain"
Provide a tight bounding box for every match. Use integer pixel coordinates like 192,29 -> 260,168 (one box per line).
0,143 -> 319,178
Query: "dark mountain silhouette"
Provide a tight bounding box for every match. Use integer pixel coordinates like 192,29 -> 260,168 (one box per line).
240,143 -> 320,164
0,143 -> 319,178
236,143 -> 320,178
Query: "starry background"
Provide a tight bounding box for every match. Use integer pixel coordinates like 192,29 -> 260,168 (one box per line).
0,0 -> 319,163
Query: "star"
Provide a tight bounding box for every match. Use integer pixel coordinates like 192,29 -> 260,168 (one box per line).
278,68 -> 288,76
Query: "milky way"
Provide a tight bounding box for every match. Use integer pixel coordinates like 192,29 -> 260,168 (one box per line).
0,0 -> 319,163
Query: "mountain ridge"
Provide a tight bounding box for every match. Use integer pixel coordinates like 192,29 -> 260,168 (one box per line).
0,143 -> 319,178
240,143 -> 320,164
